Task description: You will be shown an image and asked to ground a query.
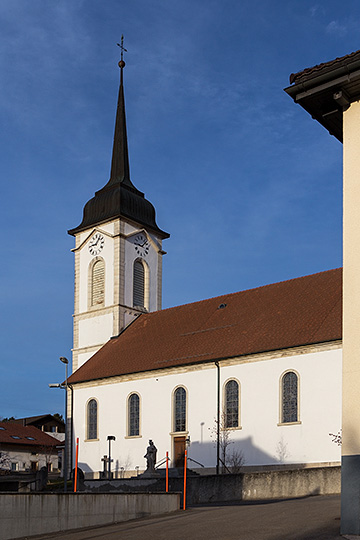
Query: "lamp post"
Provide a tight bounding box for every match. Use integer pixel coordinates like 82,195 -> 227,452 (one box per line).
49,356 -> 69,493
60,357 -> 69,492
107,435 -> 116,479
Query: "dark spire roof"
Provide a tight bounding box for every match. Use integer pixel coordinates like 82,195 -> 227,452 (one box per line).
69,57 -> 169,239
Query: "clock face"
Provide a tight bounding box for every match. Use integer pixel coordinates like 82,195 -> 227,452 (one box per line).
88,233 -> 105,256
134,234 -> 150,257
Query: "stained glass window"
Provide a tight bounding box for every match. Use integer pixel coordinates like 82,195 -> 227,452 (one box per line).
225,379 -> 239,428
174,387 -> 186,432
128,393 -> 140,437
87,399 -> 98,440
282,371 -> 298,423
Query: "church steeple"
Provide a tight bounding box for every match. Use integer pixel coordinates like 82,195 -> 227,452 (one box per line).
68,41 -> 169,239
69,40 -> 169,373
108,55 -> 131,186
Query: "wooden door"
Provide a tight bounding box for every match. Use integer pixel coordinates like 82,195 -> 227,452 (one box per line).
174,436 -> 186,468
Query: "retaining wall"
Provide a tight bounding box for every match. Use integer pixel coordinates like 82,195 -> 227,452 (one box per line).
185,466 -> 341,504
83,465 -> 341,504
0,492 -> 180,540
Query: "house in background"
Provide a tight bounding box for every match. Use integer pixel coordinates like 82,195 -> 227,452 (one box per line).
11,414 -> 65,434
0,422 -> 60,473
284,47 -> 360,536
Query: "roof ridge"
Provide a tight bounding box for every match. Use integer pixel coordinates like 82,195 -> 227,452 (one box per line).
309,292 -> 342,342
68,267 -> 342,385
148,267 -> 342,316
289,49 -> 360,84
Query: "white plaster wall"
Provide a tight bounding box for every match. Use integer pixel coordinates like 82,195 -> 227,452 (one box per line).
77,350 -> 102,370
78,314 -> 113,349
220,349 -> 342,466
72,347 -> 342,474
2,448 -> 59,472
343,99 -> 360,457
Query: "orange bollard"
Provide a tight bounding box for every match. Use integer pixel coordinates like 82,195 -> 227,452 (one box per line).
166,451 -> 169,493
183,449 -> 187,510
74,437 -> 79,492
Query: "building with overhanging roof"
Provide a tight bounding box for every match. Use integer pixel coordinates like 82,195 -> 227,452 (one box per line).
65,49 -> 345,479
285,47 -> 360,537
0,421 -> 60,473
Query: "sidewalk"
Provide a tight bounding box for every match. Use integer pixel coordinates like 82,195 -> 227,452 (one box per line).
22,494 -> 350,540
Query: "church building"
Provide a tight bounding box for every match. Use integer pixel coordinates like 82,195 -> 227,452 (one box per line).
67,53 -> 343,477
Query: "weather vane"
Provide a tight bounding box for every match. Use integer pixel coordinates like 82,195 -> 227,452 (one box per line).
116,35 -> 127,65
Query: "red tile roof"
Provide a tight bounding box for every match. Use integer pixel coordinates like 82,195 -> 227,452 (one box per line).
0,423 -> 59,447
289,49 -> 360,85
68,268 -> 342,384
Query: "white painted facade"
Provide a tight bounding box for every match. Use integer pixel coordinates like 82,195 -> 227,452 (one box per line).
1,446 -> 60,473
72,219 -> 164,371
69,61 -> 343,479
72,343 -> 342,476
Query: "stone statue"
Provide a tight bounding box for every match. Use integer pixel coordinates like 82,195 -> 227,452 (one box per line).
144,439 -> 157,472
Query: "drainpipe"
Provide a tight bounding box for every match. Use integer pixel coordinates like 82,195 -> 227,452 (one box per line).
69,384 -> 74,475
215,361 -> 220,475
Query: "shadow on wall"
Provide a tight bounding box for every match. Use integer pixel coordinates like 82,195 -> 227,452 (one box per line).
76,433 -> 324,477
189,437 -> 285,470
77,437 -> 279,477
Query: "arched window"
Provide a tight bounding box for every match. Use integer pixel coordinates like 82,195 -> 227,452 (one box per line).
174,387 -> 187,432
90,259 -> 105,306
133,260 -> 145,308
281,371 -> 299,423
128,393 -> 140,437
225,379 -> 239,428
87,399 -> 98,440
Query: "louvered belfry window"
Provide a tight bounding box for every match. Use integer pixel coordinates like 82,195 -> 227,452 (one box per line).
225,380 -> 239,428
133,260 -> 145,307
91,259 -> 105,306
282,371 -> 298,423
87,399 -> 98,440
174,387 -> 186,432
128,393 -> 140,437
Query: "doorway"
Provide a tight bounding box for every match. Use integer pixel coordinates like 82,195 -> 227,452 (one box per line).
173,436 -> 186,468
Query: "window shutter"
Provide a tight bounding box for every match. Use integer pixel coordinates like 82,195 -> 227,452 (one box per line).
133,261 -> 145,307
91,260 -> 105,305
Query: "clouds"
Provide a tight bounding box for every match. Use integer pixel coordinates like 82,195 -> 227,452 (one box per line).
326,19 -> 351,36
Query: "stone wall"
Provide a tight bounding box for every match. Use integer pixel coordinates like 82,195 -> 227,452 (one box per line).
0,492 -> 180,540
82,465 -> 341,504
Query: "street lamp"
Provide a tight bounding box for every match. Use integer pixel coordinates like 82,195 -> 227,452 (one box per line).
107,435 -> 116,479
49,356 -> 69,493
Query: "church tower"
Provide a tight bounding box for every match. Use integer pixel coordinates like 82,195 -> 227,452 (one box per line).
68,47 -> 169,372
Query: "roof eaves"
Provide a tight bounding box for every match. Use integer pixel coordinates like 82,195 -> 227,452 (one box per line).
288,50 -> 360,87
67,339 -> 342,386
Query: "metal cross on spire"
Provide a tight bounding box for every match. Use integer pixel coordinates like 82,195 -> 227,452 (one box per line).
117,35 -> 127,64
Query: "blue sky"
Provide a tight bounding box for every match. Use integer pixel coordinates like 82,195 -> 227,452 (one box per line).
0,0 -> 356,418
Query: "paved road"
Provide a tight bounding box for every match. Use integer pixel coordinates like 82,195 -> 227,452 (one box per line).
27,494 -> 346,540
